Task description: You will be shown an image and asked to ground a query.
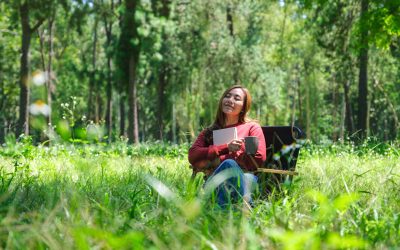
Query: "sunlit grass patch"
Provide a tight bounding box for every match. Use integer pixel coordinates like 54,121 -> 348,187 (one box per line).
0,142 -> 399,249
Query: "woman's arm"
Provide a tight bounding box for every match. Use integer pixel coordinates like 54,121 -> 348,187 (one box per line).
237,123 -> 267,171
188,130 -> 230,168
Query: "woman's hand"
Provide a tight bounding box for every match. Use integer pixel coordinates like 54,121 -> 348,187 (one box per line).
227,139 -> 244,152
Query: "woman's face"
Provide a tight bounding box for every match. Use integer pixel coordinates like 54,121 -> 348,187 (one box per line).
221,88 -> 245,118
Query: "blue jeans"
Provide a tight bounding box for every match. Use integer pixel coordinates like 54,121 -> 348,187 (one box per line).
205,159 -> 258,207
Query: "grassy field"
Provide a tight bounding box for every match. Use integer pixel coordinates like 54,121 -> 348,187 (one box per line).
0,140 -> 399,249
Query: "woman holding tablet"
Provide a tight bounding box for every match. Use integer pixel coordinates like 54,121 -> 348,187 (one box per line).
188,85 -> 266,207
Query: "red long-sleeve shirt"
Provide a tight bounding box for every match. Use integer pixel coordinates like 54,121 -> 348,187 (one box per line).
188,121 -> 266,172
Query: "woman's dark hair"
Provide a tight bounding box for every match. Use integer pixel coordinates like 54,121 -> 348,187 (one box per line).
204,85 -> 252,145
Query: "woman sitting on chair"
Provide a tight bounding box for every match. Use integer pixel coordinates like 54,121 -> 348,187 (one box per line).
188,85 -> 266,207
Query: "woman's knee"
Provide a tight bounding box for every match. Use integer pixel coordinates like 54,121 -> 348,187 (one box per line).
219,159 -> 240,169
213,159 -> 241,174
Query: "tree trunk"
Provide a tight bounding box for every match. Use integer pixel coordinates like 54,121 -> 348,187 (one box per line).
305,76 -> 311,140
172,101 -> 176,144
38,29 -> 46,75
291,74 -> 298,129
128,55 -> 139,144
279,3 -> 288,66
0,117 -> 4,144
312,72 -> 318,142
157,64 -> 167,141
0,77 -> 4,143
88,19 -> 98,121
105,53 -> 113,142
117,0 -> 125,138
17,3 -> 32,137
343,80 -> 355,134
296,66 -> 303,129
332,73 -> 338,141
47,18 -> 54,126
0,70 -> 4,143
156,0 -> 170,141
124,0 -> 140,144
104,1 -> 114,143
340,93 -> 345,142
357,0 -> 369,138
119,94 -> 126,137
38,19 -> 54,144
95,92 -> 102,124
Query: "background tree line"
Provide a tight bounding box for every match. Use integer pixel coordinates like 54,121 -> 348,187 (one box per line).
0,0 -> 399,144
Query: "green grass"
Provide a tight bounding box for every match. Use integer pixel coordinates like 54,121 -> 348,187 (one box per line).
0,141 -> 399,249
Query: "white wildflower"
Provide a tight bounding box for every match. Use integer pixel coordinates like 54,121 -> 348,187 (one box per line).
32,71 -> 47,86
29,100 -> 51,116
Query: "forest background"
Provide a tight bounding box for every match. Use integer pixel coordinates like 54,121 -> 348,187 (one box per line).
1,0 -> 399,145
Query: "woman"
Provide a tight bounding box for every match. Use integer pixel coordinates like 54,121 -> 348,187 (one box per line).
188,85 -> 266,207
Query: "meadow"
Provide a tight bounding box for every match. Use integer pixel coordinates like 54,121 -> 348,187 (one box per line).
0,139 -> 399,249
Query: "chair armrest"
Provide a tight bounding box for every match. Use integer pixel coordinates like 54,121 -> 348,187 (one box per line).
255,168 -> 298,176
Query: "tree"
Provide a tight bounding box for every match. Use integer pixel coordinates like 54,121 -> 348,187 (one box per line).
16,1 -> 46,137
118,0 -> 140,144
101,0 -> 116,143
357,0 -> 369,138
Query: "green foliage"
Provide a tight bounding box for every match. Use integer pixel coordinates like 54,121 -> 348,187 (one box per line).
1,0 -> 400,144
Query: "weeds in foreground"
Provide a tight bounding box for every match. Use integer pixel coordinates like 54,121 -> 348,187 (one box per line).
0,141 -> 399,249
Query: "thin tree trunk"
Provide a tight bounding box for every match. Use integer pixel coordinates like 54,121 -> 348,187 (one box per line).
96,93 -> 102,124
312,72 -> 318,142
128,55 -> 139,144
332,73 -> 338,141
156,0 -> 170,141
123,0 -> 140,144
279,3 -> 288,66
95,86 -> 100,123
38,19 -> 54,144
343,80 -> 355,134
0,117 -> 4,144
172,101 -> 176,144
157,65 -> 167,141
291,75 -> 298,129
17,3 -> 32,137
47,19 -> 54,126
119,94 -> 126,137
88,19 -> 98,121
296,65 -> 303,129
0,71 -> 4,143
105,56 -> 113,141
305,76 -> 311,140
118,0 -> 125,138
340,93 -> 345,142
357,0 -> 369,138
38,29 -> 46,75
105,1 -> 114,143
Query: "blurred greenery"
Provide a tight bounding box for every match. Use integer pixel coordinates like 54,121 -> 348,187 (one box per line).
0,0 -> 399,144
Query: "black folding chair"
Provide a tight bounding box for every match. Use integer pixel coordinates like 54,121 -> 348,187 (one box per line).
254,126 -> 305,194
